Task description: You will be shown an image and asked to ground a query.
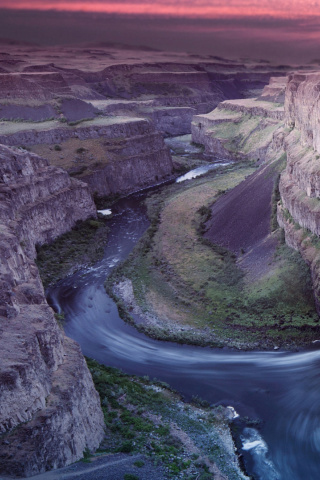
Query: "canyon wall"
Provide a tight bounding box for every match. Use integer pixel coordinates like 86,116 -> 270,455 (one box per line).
0,118 -> 173,197
278,72 -> 320,310
191,96 -> 284,163
0,145 -> 105,477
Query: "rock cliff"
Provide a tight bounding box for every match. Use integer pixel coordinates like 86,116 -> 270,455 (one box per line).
191,96 -> 284,162
258,76 -> 287,103
277,72 -> 320,310
0,117 -> 173,197
0,145 -> 104,477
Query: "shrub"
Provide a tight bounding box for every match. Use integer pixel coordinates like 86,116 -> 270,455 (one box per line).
124,475 -> 139,480
54,144 -> 62,151
76,147 -> 86,154
119,441 -> 134,453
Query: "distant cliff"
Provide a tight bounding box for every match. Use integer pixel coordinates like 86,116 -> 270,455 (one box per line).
0,145 -> 104,477
0,117 -> 174,198
191,95 -> 284,163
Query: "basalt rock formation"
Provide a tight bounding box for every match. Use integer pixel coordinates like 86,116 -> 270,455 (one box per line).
0,45 -> 294,200
0,145 -> 104,477
277,72 -> 320,311
0,117 -> 173,197
258,76 -> 287,103
191,95 -> 284,163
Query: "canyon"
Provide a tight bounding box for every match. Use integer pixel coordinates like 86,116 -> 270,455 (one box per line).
0,41 -> 320,478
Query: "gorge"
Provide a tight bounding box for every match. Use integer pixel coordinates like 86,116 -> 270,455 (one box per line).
1,43 -> 320,480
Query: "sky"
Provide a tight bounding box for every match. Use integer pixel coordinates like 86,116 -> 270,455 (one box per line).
1,0 -> 320,18
1,1 -> 320,62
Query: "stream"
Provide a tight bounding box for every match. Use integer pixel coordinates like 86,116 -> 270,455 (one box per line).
48,138 -> 320,480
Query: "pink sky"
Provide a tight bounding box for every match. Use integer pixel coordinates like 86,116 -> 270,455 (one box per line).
1,0 -> 320,18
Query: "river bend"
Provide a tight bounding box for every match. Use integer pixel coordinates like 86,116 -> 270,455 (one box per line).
48,166 -> 320,480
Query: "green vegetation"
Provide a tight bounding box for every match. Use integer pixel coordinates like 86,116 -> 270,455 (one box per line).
81,447 -> 92,463
271,153 -> 287,231
200,107 -> 283,160
36,218 -> 109,287
86,358 -> 246,480
108,161 -> 318,349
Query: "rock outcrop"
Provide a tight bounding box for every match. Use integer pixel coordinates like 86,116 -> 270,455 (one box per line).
0,145 -> 104,477
258,76 -> 287,103
0,45 -> 302,476
0,117 -> 173,197
191,97 -> 284,162
277,72 -> 320,310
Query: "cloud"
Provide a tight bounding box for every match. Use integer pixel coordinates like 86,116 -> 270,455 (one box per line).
1,0 -> 320,19
1,6 -> 320,63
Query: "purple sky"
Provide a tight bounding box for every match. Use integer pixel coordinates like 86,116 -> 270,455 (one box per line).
1,2 -> 320,62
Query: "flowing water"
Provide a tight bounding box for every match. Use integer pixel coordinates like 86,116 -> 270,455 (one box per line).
47,147 -> 320,480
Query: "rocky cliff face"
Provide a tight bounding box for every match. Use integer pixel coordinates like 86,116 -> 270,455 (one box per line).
258,76 -> 287,103
0,117 -> 173,197
0,145 -> 104,477
284,72 -> 320,151
277,72 -> 320,310
191,96 -> 284,162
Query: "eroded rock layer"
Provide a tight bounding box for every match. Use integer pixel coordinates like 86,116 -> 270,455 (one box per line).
191,96 -> 284,162
0,117 -> 173,197
0,145 -> 104,477
277,72 -> 320,309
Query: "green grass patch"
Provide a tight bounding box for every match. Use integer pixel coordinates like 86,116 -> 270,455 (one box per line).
36,218 -> 109,287
107,160 -> 318,349
86,358 -> 247,480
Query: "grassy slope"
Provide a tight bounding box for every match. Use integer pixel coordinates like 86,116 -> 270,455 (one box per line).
31,137 -> 116,178
109,162 -> 318,349
208,114 -> 281,156
198,107 -> 283,160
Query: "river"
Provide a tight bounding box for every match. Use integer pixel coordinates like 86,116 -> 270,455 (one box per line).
47,140 -> 320,480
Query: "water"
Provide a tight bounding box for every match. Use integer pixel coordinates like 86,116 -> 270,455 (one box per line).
47,159 -> 320,480
176,162 -> 230,182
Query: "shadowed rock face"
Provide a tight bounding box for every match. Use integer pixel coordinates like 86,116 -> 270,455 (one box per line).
0,145 -> 104,477
277,72 -> 320,312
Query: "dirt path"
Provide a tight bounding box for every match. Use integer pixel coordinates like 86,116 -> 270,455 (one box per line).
7,453 -> 168,480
